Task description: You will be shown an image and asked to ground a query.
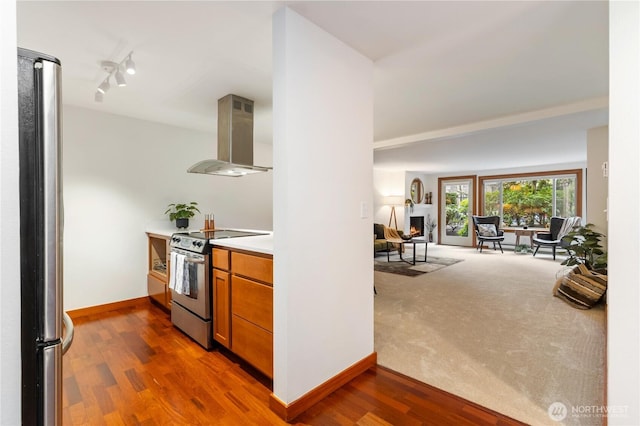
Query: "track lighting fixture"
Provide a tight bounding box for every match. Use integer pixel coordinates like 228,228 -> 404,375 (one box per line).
94,51 -> 136,102
97,78 -> 110,94
125,54 -> 136,75
114,69 -> 127,87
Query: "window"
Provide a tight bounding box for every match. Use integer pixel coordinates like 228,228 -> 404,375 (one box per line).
479,169 -> 582,227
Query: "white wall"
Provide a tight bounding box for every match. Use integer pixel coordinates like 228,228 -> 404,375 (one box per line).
272,7 -> 373,403
0,1 -> 22,423
586,126 -> 608,241
62,106 -> 273,310
373,169 -> 405,228
608,2 -> 640,423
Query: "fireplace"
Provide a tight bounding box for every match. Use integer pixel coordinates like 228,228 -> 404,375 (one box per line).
410,216 -> 424,237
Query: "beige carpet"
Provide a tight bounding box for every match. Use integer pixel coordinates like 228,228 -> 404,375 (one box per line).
374,244 -> 605,426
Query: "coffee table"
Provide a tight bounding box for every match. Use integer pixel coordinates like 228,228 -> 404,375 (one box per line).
386,237 -> 428,265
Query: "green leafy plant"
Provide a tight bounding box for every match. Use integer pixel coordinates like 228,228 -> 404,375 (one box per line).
515,244 -> 532,253
164,202 -> 200,221
561,224 -> 607,273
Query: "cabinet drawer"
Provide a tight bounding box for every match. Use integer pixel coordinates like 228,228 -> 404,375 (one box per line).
231,276 -> 273,332
232,314 -> 273,378
147,273 -> 166,307
212,247 -> 230,271
231,252 -> 273,284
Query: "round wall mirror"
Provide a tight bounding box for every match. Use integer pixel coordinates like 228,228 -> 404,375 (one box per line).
410,178 -> 424,204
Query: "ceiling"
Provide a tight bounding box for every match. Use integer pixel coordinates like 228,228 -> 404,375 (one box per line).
16,1 -> 609,173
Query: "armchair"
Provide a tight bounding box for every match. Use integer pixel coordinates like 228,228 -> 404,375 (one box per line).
472,215 -> 505,253
532,216 -> 581,260
374,223 -> 404,256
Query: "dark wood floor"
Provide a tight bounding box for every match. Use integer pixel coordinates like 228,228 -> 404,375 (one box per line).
63,301 -> 526,425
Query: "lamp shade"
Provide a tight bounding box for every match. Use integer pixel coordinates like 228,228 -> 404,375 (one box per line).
383,195 -> 404,206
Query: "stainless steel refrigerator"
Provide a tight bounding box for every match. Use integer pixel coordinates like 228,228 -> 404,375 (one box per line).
18,48 -> 74,426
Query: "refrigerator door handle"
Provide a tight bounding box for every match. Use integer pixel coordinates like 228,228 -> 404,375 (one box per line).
62,312 -> 74,355
40,58 -> 63,342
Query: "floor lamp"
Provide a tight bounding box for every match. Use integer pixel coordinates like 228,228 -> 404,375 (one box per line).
383,195 -> 404,230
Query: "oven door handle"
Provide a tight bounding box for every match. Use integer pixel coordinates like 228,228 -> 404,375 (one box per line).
184,257 -> 206,264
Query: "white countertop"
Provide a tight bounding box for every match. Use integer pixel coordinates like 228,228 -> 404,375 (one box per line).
210,233 -> 273,255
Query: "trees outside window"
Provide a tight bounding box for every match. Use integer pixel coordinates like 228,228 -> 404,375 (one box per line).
480,170 -> 581,227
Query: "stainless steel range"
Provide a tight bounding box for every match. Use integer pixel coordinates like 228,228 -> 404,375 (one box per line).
169,230 -> 267,349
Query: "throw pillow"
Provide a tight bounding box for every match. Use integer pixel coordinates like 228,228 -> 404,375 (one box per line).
554,264 -> 607,309
477,223 -> 497,237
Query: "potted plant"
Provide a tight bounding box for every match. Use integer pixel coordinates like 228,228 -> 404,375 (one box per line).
561,224 -> 607,274
165,202 -> 201,229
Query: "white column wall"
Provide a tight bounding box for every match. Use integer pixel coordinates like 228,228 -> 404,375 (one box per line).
272,7 -> 374,403
586,126 -> 608,241
0,1 -> 22,423
608,1 -> 640,423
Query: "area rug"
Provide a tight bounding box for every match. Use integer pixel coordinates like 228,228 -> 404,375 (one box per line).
374,256 -> 463,277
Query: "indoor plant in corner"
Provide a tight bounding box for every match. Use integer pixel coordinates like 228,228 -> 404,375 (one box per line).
553,223 -> 608,310
165,202 -> 200,229
561,223 -> 608,274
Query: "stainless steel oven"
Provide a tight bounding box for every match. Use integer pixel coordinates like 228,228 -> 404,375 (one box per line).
169,230 -> 268,350
170,236 -> 213,349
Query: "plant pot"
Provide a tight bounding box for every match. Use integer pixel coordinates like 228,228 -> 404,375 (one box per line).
428,232 -> 433,243
175,218 -> 189,229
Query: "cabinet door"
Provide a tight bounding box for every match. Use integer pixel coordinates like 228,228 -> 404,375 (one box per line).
213,269 -> 231,348
147,274 -> 166,307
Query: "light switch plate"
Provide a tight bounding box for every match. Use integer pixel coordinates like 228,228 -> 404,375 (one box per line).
360,202 -> 368,218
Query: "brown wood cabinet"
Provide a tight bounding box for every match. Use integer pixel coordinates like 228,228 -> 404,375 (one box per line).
212,246 -> 273,378
212,248 -> 231,348
147,233 -> 171,311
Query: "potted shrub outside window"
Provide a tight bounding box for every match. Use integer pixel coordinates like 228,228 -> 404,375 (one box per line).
165,202 -> 200,229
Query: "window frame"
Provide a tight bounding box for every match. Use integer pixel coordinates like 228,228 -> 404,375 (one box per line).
477,169 -> 583,226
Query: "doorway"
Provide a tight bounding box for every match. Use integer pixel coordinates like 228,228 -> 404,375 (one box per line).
439,176 -> 475,246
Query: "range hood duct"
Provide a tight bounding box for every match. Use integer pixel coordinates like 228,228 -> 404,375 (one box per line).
187,94 -> 272,177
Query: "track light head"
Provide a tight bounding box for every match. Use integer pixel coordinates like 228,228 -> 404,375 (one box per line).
95,51 -> 135,100
97,78 -> 110,94
125,54 -> 136,75
115,69 -> 127,87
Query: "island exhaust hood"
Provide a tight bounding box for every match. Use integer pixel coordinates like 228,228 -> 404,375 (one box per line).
187,94 -> 272,177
